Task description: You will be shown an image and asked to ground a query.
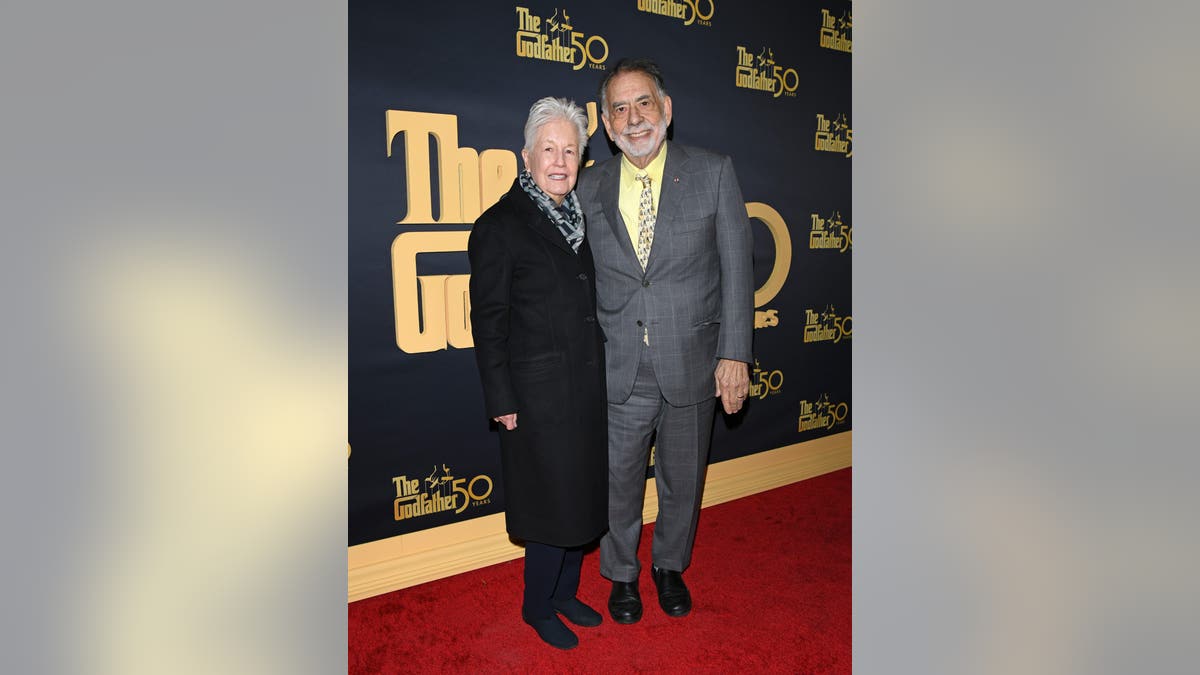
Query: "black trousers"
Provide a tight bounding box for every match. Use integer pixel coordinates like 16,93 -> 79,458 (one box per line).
522,541 -> 583,618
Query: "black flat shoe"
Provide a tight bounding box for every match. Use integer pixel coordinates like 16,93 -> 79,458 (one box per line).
651,565 -> 692,617
522,611 -> 579,650
607,580 -> 643,624
552,597 -> 603,627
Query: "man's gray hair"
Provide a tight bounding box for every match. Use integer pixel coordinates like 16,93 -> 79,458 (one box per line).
523,97 -> 589,160
598,57 -> 668,114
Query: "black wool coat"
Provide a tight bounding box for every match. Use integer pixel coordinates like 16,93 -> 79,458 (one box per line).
467,180 -> 608,547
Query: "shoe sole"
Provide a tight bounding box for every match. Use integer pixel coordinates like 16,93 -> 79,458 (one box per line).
610,610 -> 643,624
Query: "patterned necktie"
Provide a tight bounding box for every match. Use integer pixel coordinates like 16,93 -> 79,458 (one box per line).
635,173 -> 655,346
635,173 -> 655,270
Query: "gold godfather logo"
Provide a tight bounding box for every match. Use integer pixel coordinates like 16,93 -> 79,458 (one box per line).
734,46 -> 798,98
810,211 -> 851,252
819,8 -> 852,53
387,110 -> 793,351
393,464 -> 494,521
749,359 -> 784,399
803,304 -> 852,344
637,0 -> 714,27
814,113 -> 852,157
515,7 -> 608,71
798,394 -> 849,432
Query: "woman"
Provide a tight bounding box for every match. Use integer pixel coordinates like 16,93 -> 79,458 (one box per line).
467,97 -> 607,650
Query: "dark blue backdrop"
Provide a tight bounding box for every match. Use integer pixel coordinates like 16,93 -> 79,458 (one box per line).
350,1 -> 852,546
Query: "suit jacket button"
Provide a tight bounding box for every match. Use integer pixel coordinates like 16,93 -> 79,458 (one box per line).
585,316 -> 595,322
636,320 -> 643,326
577,273 -> 588,280
642,280 -> 651,287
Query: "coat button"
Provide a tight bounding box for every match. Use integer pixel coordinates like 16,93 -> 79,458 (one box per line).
642,280 -> 651,287
636,320 -> 643,326
585,316 -> 595,322
577,273 -> 588,280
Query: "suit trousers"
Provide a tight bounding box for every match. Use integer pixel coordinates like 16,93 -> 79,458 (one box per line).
600,346 -> 716,582
522,541 -> 583,618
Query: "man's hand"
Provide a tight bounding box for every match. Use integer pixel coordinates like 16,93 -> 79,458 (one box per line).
492,413 -> 518,430
713,359 -> 750,414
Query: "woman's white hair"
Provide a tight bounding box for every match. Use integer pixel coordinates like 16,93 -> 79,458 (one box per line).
523,97 -> 589,161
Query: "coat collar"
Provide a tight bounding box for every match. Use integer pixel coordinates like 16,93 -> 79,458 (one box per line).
505,179 -> 574,254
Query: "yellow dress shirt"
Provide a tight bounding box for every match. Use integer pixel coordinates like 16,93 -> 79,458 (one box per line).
618,144 -> 668,251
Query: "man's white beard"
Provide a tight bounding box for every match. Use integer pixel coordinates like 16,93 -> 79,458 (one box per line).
615,119 -> 667,159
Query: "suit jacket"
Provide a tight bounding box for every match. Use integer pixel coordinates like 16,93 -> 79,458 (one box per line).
576,142 -> 754,407
467,179 -> 608,547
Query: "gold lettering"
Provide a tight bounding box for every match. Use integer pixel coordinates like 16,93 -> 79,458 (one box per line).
639,0 -> 698,23
392,476 -> 419,497
754,309 -> 779,328
444,274 -> 472,348
385,110 -> 454,223
583,103 -> 600,167
385,110 -> 517,224
480,149 -> 517,213
391,231 -> 471,353
394,495 -> 417,520
515,6 -> 539,31
746,202 -> 791,308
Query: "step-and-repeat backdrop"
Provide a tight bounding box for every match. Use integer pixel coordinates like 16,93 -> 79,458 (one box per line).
350,1 -> 852,546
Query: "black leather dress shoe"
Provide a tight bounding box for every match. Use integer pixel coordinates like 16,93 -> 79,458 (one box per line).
607,580 -> 643,624
552,597 -> 602,627
650,565 -> 692,617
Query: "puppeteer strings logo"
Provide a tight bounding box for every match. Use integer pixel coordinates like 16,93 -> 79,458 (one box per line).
814,113 -> 852,157
515,6 -> 608,71
819,8 -> 852,53
392,464 -> 494,521
637,0 -> 714,27
810,211 -> 851,252
803,304 -> 852,344
798,393 -> 849,432
734,46 -> 798,98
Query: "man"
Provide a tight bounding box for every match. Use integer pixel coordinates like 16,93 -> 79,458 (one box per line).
576,58 -> 754,624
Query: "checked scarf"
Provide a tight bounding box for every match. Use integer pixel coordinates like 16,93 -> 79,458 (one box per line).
518,169 -> 584,253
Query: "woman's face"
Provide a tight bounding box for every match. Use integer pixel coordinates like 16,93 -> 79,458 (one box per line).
521,118 -> 580,205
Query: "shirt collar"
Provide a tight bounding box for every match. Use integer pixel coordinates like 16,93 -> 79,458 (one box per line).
619,142 -> 668,185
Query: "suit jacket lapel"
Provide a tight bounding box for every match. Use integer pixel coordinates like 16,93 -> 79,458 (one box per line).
598,159 -> 639,267
646,142 -> 686,271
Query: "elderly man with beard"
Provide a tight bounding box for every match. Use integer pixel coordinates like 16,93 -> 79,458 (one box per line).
575,58 -> 755,624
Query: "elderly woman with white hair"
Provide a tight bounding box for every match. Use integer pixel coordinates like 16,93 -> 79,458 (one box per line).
468,97 -> 608,650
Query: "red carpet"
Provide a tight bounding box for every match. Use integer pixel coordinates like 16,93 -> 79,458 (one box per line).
350,467 -> 850,673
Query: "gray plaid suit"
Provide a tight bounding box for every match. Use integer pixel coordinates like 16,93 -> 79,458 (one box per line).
576,141 -> 754,581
